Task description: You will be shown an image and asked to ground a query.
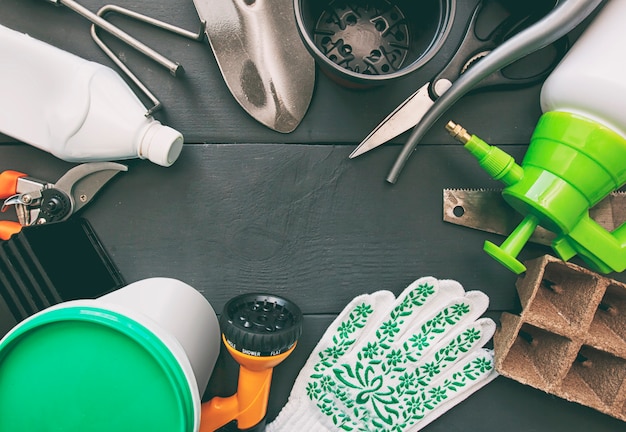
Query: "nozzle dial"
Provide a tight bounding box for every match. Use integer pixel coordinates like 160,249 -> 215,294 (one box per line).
220,294 -> 303,357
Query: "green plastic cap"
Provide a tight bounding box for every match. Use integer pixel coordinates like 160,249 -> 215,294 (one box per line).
0,305 -> 196,432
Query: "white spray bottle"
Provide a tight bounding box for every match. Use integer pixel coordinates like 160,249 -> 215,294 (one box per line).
0,24 -> 184,167
447,0 -> 626,274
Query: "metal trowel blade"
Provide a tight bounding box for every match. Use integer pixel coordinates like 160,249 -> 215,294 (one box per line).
193,0 -> 315,133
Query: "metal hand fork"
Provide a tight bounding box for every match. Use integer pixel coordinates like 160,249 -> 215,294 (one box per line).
46,0 -> 205,115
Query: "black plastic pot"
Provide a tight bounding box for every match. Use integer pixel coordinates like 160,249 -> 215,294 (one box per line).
294,0 -> 456,87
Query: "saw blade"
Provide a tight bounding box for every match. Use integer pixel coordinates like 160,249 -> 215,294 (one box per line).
442,188 -> 626,246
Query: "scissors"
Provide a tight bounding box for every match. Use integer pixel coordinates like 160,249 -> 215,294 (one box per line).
350,0 -> 568,159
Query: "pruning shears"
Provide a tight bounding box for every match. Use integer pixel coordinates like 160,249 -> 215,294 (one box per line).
0,162 -> 127,240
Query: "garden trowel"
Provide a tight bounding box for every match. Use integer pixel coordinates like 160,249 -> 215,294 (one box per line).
193,0 -> 315,133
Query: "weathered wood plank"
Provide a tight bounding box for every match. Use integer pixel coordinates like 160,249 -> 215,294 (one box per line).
1,0 -> 623,430
0,143 -> 562,314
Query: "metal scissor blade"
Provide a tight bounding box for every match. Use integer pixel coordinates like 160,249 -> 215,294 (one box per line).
442,188 -> 626,246
350,83 -> 434,159
193,0 -> 314,133
54,162 -> 128,216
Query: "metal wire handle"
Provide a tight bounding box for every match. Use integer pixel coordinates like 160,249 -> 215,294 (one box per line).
48,0 -> 205,116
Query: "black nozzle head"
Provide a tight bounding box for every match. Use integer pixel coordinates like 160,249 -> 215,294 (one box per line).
220,293 -> 303,357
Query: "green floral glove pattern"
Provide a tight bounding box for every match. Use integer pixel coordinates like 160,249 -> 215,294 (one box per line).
267,277 -> 498,432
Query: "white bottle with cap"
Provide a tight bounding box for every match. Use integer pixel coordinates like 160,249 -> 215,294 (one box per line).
540,0 -> 626,138
0,24 -> 184,167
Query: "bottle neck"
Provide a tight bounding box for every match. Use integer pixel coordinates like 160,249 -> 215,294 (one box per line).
138,120 -> 184,167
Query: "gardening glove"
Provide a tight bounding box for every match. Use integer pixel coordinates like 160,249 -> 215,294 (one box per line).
266,276 -> 498,432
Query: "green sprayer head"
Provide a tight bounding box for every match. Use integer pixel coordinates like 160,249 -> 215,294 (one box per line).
448,111 -> 626,274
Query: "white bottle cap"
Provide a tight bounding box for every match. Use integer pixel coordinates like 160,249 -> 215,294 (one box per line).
140,121 -> 184,167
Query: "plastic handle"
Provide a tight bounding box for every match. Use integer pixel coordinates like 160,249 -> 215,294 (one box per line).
0,170 -> 27,199
0,220 -> 22,240
199,341 -> 297,431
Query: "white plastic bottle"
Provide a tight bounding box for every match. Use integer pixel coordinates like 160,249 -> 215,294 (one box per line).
540,0 -> 626,138
0,24 -> 184,167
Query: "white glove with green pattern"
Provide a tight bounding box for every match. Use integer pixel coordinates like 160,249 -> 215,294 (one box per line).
267,277 -> 498,432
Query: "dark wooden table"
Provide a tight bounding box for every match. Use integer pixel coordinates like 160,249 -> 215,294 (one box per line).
1,0 -> 624,430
